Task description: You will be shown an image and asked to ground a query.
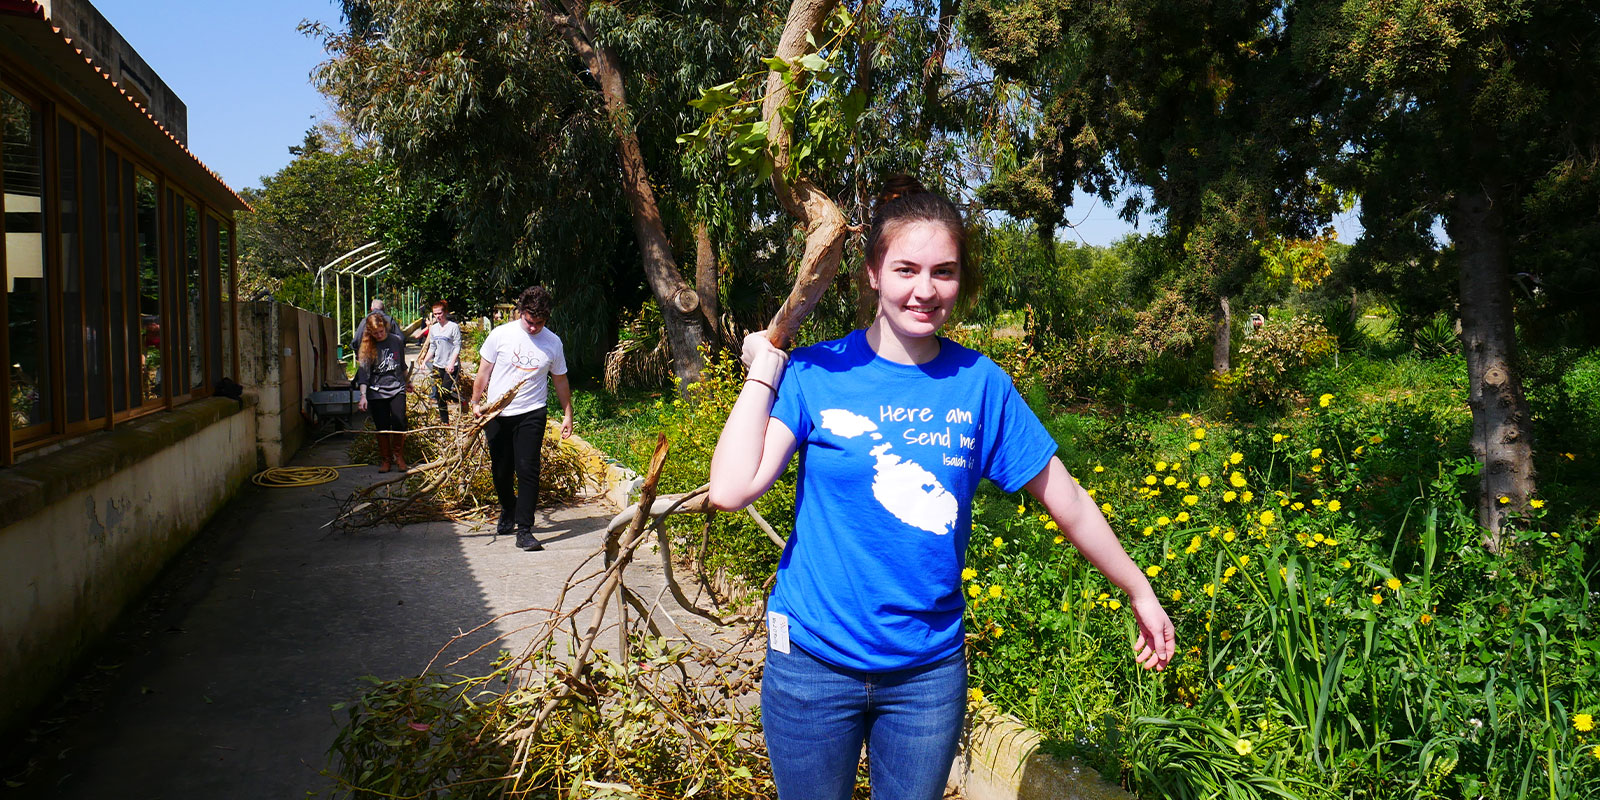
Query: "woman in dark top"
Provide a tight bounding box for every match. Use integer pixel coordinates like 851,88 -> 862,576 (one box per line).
355,313 -> 412,472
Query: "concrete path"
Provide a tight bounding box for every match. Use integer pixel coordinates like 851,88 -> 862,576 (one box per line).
3,435 -> 723,799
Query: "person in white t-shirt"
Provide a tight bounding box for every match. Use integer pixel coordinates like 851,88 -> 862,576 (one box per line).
470,286 -> 574,551
413,300 -> 464,423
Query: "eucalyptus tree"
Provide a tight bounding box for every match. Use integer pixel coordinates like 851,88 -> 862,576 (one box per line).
310,0 -> 774,381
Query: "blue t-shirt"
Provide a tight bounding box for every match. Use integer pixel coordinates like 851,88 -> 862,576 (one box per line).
768,329 -> 1057,672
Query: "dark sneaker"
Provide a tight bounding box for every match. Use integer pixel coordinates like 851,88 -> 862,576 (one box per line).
514,528 -> 544,552
496,515 -> 514,537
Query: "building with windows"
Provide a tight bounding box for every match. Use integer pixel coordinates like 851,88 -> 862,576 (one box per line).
1,0 -> 258,736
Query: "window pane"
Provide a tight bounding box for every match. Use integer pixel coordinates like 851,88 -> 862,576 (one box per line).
205,215 -> 222,384
184,200 -> 202,392
3,89 -> 52,431
166,188 -> 185,395
81,129 -> 105,421
218,224 -> 232,380
107,151 -> 127,413
59,119 -> 85,424
135,174 -> 161,403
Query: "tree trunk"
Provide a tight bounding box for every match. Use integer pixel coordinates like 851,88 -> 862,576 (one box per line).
1450,185 -> 1535,547
547,0 -> 706,385
761,0 -> 851,348
1212,295 -> 1231,374
694,220 -> 720,341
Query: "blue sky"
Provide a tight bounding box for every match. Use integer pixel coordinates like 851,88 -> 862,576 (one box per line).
86,1 -> 1362,248
90,0 -> 343,193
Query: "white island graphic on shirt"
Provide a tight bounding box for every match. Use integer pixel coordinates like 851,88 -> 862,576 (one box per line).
818,409 -> 958,535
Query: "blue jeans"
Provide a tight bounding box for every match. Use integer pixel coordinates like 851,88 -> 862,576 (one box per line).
762,643 -> 966,800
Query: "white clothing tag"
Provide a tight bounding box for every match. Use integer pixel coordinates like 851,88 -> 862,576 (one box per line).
767,610 -> 791,654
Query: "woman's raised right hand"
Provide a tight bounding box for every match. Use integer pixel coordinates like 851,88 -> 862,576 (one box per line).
742,330 -> 789,385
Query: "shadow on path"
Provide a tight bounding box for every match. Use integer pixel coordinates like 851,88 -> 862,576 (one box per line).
2,434 -> 628,800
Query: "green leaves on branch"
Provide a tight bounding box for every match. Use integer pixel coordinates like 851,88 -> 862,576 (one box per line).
677,4 -> 862,182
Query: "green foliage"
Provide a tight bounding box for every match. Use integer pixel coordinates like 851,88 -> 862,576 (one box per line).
1218,315 -> 1338,409
328,638 -> 773,799
1413,314 -> 1459,359
966,401 -> 1600,800
236,125 -> 380,287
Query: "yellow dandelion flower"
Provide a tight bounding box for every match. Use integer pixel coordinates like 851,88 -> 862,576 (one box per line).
1204,583 -> 1216,597
1054,535 -> 1064,544
1098,592 -> 1110,601
1156,461 -> 1168,472
968,584 -> 980,598
1327,499 -> 1342,512
1101,502 -> 1113,514
1369,434 -> 1383,444
993,537 -> 1005,548
1319,393 -> 1334,408
1086,488 -> 1097,498
1171,589 -> 1182,601
1591,744 -> 1600,759
1312,498 -> 1324,506
1230,452 -> 1244,465
1208,526 -> 1221,537
1313,533 -> 1326,543
1241,491 -> 1254,503
1093,465 -> 1105,473
1220,630 -> 1232,641
1144,475 -> 1158,485
1180,413 -> 1191,419
1142,526 -> 1155,536
1259,510 -> 1276,526
1280,498 -> 1291,507
1164,475 -> 1177,486
1324,596 -> 1334,606
1498,495 -> 1510,504
1177,481 -> 1190,489
1198,475 -> 1212,488
1574,713 -> 1594,732
1419,613 -> 1432,625
1188,441 -> 1202,451
1224,490 -> 1238,503
988,585 -> 1003,599
961,567 -> 977,581
1530,499 -> 1545,509
1371,594 -> 1384,606
1108,599 -> 1122,611
1224,566 -> 1239,579
1238,555 -> 1251,567
1292,502 -> 1306,511
1340,559 -> 1352,569
1223,529 -> 1238,543
1045,519 -> 1059,531
1386,577 -> 1402,591
1146,565 -> 1162,577
1562,452 -> 1575,461
1230,472 -> 1247,488
1183,494 -> 1199,506
1194,428 -> 1207,440
1233,737 -> 1253,755
1225,664 -> 1236,672
968,687 -> 985,703
1273,433 -> 1285,443
1310,448 -> 1323,459
1312,464 -> 1323,473
993,625 -> 1004,636
1158,516 -> 1172,526
1176,512 -> 1191,523
1278,567 -> 1288,580
1354,446 -> 1364,456
1017,503 -> 1026,515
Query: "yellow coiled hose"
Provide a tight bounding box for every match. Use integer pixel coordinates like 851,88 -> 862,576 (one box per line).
251,464 -> 366,487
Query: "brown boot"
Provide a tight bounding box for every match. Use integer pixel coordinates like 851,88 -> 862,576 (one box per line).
377,435 -> 392,472
392,434 -> 409,472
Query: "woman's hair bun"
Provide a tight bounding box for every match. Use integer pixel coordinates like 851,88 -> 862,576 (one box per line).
877,174 -> 927,210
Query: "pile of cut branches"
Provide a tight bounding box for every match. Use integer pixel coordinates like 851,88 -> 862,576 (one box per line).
333,350 -> 590,529
327,437 -> 781,799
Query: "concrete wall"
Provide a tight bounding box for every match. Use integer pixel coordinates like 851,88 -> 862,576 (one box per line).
35,0 -> 189,143
0,398 -> 256,736
233,301 -> 344,469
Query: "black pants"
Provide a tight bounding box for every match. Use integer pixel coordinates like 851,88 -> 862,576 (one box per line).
484,407 -> 547,529
431,366 -> 460,422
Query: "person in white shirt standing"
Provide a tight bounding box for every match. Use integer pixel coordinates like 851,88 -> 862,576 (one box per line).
470,286 -> 574,551
414,300 -> 464,423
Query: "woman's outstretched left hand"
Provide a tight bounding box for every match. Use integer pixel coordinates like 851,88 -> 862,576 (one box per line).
1130,594 -> 1175,671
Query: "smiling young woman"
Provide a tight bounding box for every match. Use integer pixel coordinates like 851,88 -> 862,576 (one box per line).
708,175 -> 1174,800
